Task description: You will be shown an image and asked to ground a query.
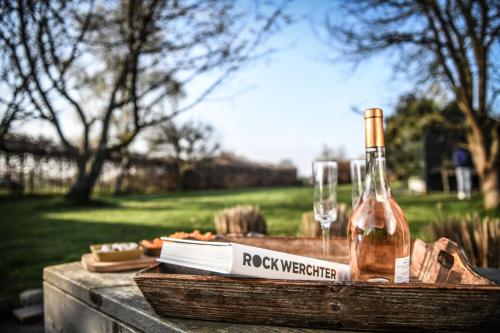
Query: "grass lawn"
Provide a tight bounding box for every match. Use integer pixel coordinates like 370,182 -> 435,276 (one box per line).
0,185 -> 496,300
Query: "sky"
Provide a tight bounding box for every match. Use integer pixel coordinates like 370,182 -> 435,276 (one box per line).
18,1 -> 415,177
173,1 -> 412,176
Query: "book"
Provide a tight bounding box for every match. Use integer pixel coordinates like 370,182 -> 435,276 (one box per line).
158,237 -> 351,281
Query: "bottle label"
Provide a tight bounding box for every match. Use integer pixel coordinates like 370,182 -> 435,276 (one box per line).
394,256 -> 410,283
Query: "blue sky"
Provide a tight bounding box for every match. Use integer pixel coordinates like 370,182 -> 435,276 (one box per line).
175,1 -> 413,176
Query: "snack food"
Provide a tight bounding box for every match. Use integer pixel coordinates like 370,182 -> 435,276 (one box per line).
90,242 -> 143,262
99,242 -> 139,252
141,238 -> 164,248
140,238 -> 164,256
140,230 -> 215,256
168,229 -> 213,241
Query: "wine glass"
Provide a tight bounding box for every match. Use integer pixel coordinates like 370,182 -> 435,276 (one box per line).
350,159 -> 366,208
312,161 -> 338,258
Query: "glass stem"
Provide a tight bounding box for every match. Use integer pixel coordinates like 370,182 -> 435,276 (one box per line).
321,224 -> 330,258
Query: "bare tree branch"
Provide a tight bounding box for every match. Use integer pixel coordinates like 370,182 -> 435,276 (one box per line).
321,0 -> 499,208
0,0 -> 291,201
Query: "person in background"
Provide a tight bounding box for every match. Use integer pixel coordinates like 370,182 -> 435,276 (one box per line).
452,144 -> 472,200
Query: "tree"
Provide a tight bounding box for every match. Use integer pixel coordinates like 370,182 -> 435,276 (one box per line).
323,0 -> 499,209
278,159 -> 296,169
0,0 -> 289,202
316,144 -> 347,161
147,120 -> 220,189
0,51 -> 30,149
385,94 -> 442,180
385,94 -> 467,181
0,88 -> 21,149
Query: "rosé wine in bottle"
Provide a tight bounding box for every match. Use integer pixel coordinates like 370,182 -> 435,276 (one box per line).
348,108 -> 411,283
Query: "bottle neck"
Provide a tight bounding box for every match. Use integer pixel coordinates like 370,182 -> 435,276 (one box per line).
363,146 -> 391,201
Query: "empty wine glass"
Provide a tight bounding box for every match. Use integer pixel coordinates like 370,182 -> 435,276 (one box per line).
350,159 -> 366,208
312,161 -> 338,258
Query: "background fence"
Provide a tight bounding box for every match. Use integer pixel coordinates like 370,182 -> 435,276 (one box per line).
0,135 -> 298,194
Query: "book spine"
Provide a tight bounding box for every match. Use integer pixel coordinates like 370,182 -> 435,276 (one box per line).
231,243 -> 351,281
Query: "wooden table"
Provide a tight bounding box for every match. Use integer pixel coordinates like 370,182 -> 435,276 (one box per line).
44,239 -> 500,333
44,262 -> 363,333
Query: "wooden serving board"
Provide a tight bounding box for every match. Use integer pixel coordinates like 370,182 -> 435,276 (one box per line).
134,237 -> 500,332
81,253 -> 156,272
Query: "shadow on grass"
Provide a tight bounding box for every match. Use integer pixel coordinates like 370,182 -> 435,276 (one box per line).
120,186 -> 303,202
0,189 -> 312,300
0,214 -> 187,302
0,195 -> 121,213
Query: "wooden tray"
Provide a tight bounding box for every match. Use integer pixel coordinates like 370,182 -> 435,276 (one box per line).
81,253 -> 156,272
134,237 -> 500,332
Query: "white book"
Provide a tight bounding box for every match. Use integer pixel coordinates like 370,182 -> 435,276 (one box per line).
158,237 -> 351,282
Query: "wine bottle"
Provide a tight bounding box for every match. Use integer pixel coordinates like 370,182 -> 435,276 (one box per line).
348,108 -> 411,283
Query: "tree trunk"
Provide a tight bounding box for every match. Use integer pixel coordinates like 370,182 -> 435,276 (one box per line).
66,153 -> 105,203
67,174 -> 94,203
171,160 -> 183,191
113,170 -> 126,195
467,137 -> 499,210
459,100 -> 499,210
481,167 -> 499,210
114,152 -> 130,195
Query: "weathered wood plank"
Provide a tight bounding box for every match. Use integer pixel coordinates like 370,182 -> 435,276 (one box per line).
103,285 -> 350,333
44,262 -> 351,332
134,237 -> 500,332
81,253 -> 157,272
44,262 -> 137,290
44,282 -> 139,333
136,264 -> 500,332
411,238 -> 493,284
